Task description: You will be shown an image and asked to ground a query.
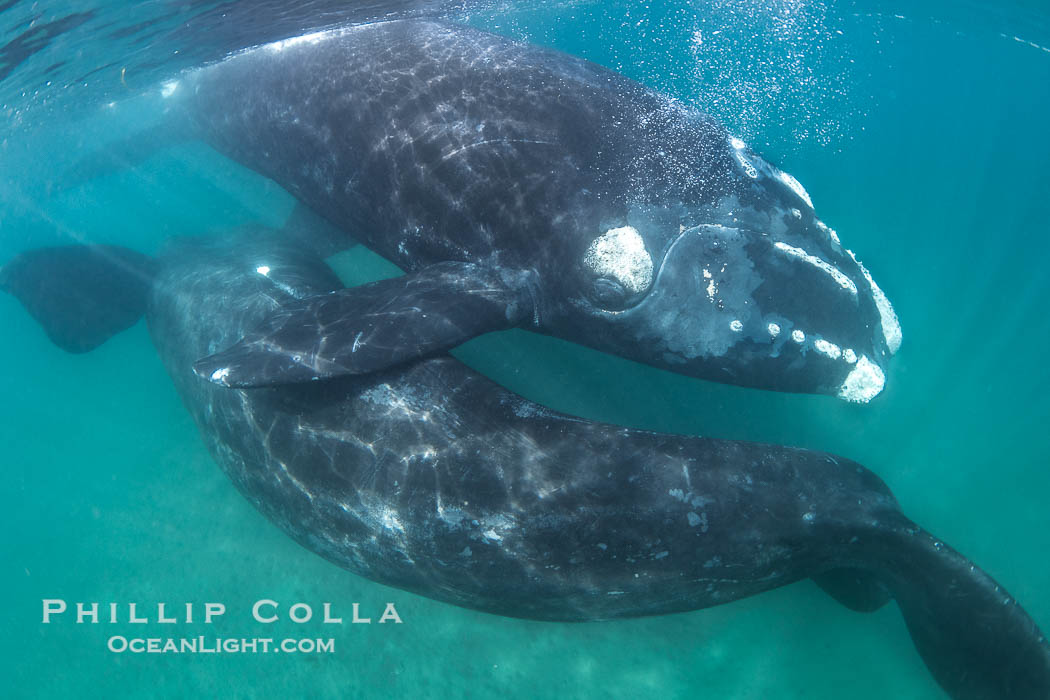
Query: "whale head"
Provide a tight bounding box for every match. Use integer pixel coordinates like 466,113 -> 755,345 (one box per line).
556,136 -> 900,403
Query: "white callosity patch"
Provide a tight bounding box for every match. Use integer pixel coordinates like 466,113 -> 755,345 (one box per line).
734,152 -> 760,178
843,348 -> 858,364
729,319 -> 743,332
703,268 -> 716,299
583,225 -> 654,295
776,170 -> 814,209
814,338 -> 841,360
847,250 -> 903,355
816,220 -> 841,246
256,265 -> 271,276
729,137 -> 759,179
791,329 -> 805,343
210,367 -> 231,383
773,242 -> 857,296
838,355 -> 886,403
767,322 -> 781,338
727,138 -> 811,208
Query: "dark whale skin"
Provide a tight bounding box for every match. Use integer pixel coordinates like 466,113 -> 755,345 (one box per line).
134,235 -> 1047,700
179,20 -> 900,400
1,236 -> 1045,698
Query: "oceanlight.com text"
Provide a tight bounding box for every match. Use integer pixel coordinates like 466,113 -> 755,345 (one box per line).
107,636 -> 335,654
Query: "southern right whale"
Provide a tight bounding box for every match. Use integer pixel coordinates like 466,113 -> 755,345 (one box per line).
1,237 -> 1044,700
96,19 -> 900,402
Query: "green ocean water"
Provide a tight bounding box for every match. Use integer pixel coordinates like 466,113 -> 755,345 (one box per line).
1,2 -> 1049,698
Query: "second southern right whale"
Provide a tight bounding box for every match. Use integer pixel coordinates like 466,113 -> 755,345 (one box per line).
2,236 -> 1045,700
129,19 -> 901,402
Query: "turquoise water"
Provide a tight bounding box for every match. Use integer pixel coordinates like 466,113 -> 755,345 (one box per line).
2,1 -> 1050,697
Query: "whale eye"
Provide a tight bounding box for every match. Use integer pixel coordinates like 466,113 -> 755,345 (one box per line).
582,225 -> 654,309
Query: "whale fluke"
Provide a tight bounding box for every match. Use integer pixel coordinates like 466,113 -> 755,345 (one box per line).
868,517 -> 1050,700
0,244 -> 155,352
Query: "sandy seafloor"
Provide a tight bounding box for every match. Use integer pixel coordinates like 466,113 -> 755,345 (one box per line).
1,2 -> 1049,698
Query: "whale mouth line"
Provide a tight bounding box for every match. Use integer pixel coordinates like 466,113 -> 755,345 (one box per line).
654,223 -> 711,286
589,223 -> 737,319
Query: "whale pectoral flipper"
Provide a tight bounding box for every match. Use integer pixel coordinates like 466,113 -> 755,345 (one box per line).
193,261 -> 535,387
0,244 -> 155,353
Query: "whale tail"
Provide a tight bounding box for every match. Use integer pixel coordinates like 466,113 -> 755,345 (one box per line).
0,244 -> 155,353
849,516 -> 1050,700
